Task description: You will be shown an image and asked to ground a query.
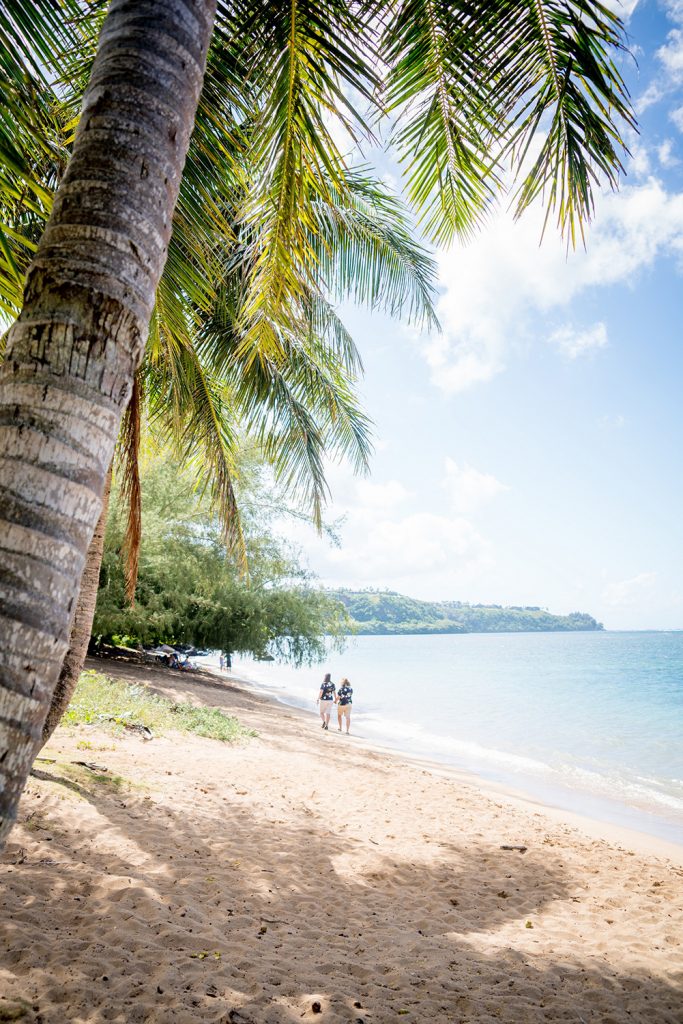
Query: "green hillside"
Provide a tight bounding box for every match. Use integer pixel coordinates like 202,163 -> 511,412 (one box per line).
331,590 -> 603,635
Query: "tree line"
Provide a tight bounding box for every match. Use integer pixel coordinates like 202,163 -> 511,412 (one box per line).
332,590 -> 603,635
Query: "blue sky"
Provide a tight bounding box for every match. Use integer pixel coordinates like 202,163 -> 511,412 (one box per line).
282,0 -> 683,630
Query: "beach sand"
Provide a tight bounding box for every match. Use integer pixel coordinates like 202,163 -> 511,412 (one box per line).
1,658 -> 682,1023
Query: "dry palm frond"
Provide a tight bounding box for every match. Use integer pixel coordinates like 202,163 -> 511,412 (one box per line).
118,374 -> 144,604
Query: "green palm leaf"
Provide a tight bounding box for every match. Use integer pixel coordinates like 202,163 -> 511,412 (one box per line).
308,168 -> 440,329
381,0 -> 501,244
232,0 -> 380,356
494,0 -> 635,241
381,0 -> 633,244
145,320 -> 247,567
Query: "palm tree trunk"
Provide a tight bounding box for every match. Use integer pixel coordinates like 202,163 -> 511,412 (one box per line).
0,0 -> 216,847
40,467 -> 112,750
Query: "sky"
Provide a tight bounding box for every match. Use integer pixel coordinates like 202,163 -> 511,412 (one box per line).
280,0 -> 683,631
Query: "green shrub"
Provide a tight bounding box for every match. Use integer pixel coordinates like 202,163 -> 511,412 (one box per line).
64,670 -> 255,743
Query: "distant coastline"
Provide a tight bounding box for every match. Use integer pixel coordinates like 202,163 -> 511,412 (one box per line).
330,588 -> 603,635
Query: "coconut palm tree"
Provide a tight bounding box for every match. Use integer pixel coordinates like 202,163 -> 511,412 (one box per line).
2,2 -> 439,748
0,0 -> 635,845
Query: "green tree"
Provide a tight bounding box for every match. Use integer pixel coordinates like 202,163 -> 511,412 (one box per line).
95,457 -> 347,664
0,0 -> 634,844
332,589 -> 603,633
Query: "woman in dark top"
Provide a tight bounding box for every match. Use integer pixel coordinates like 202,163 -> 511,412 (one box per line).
336,678 -> 353,734
317,672 -> 335,730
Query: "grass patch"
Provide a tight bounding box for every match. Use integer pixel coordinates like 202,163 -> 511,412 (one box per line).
57,762 -> 129,790
64,670 -> 255,744
92,771 -> 125,788
0,997 -> 31,1020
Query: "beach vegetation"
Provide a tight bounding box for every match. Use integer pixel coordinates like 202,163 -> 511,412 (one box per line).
63,669 -> 255,744
93,457 -> 348,665
0,997 -> 32,1021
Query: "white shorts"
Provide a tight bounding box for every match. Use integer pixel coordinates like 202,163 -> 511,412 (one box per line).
320,699 -> 334,713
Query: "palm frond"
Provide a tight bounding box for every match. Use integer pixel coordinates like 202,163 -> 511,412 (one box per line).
381,0 -> 633,244
381,0 -> 501,244
145,325 -> 247,568
496,0 -> 635,242
199,293 -> 374,528
303,293 -> 364,377
0,1 -> 99,318
233,0 -> 380,357
0,0 -> 89,85
307,168 -> 440,329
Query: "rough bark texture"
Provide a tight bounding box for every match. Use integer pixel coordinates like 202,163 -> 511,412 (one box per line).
40,468 -> 112,750
0,0 -> 216,846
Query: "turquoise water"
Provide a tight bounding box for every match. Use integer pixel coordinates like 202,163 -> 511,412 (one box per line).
223,631 -> 683,846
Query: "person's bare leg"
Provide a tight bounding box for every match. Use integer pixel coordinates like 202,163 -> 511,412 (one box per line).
337,708 -> 342,731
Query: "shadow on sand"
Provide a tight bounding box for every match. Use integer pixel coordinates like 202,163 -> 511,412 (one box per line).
1,662 -> 681,1024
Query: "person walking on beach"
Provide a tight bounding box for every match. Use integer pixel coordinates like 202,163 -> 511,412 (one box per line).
336,678 -> 353,734
317,673 -> 336,730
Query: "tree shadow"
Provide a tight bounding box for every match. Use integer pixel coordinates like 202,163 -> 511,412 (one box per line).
2,745 -> 681,1024
3,659 -> 681,1021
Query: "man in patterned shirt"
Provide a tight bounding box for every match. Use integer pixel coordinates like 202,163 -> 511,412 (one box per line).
336,678 -> 353,734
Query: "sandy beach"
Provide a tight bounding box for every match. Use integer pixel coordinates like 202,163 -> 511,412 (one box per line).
1,658 -> 682,1023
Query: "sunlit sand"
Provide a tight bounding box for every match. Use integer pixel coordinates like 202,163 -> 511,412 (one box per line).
1,658 -> 681,1023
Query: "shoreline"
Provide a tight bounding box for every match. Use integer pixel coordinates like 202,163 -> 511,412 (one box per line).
2,656 -> 682,1023
218,663 -> 683,864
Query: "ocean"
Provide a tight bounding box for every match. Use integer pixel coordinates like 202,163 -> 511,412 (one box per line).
207,631 -> 683,846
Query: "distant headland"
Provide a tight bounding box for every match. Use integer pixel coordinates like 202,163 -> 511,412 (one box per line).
330,589 -> 603,635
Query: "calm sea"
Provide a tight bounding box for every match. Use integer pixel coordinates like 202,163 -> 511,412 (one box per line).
210,631 -> 683,846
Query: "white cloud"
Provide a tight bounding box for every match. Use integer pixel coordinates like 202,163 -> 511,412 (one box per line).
277,462 -> 497,594
442,458 -> 508,514
671,105 -> 683,131
424,333 -> 504,392
423,177 -> 683,393
548,322 -> 608,359
602,572 -> 657,606
353,478 -> 412,512
658,28 -> 683,82
630,141 -> 652,176
658,139 -> 678,167
323,512 -> 493,586
291,505 -> 495,591
636,79 -> 667,114
604,0 -> 640,17
599,413 -> 626,428
635,1 -> 683,111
